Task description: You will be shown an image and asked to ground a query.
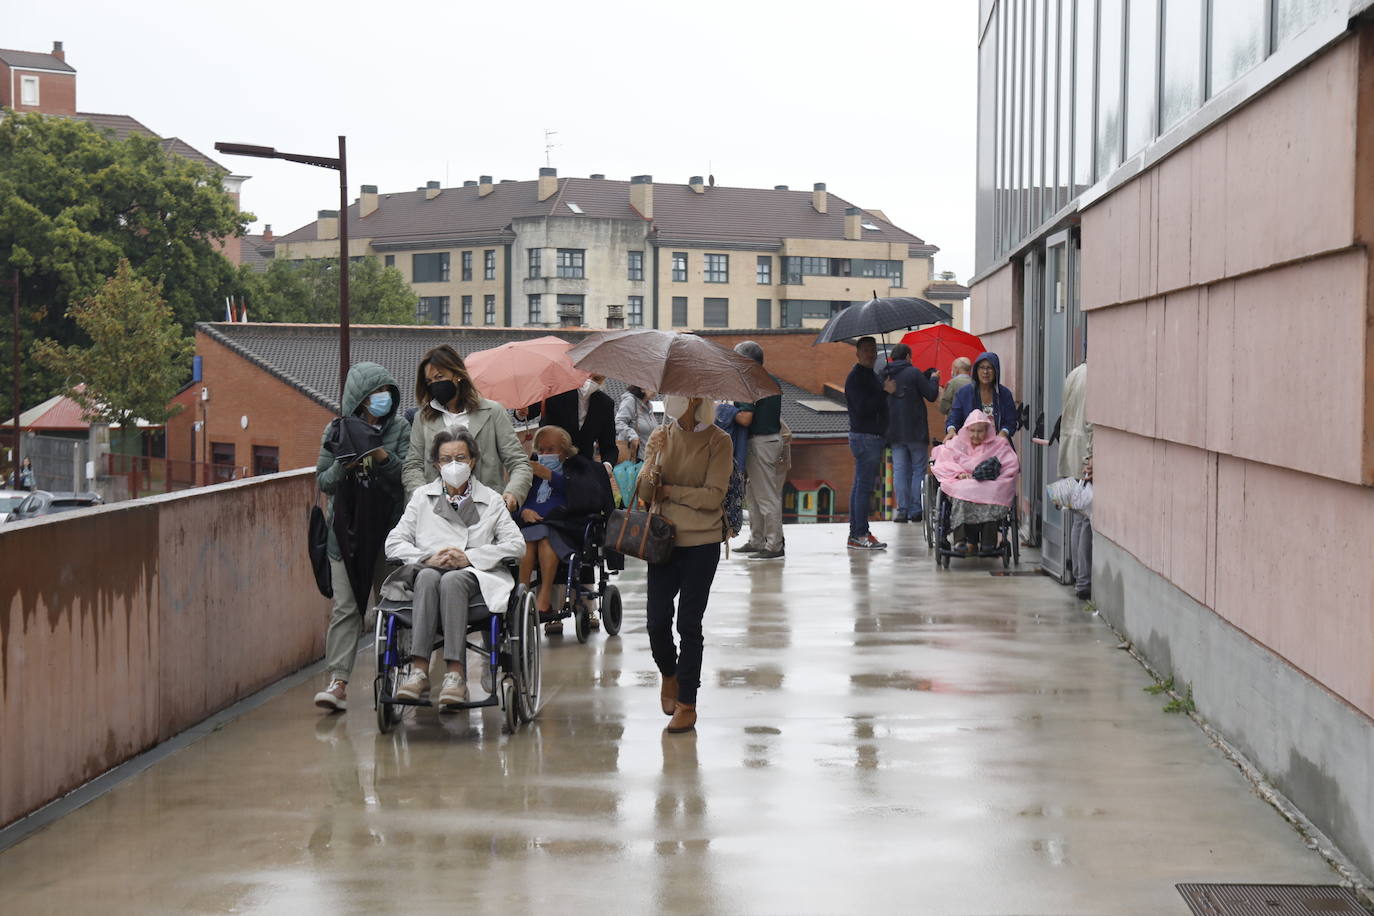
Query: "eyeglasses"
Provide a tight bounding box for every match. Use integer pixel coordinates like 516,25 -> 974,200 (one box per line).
436,456 -> 471,465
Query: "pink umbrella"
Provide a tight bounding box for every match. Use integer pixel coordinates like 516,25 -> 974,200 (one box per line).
464,336 -> 589,409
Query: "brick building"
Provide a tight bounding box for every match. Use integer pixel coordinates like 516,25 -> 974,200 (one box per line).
170,324 -> 878,517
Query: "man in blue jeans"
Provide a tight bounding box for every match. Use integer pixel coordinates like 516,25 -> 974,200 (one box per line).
844,337 -> 888,550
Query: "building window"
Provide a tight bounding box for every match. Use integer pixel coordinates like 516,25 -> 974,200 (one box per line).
528,247 -> 541,279
671,296 -> 688,326
528,294 -> 542,324
799,300 -> 840,319
211,442 -> 236,483
418,296 -> 449,324
782,300 -> 803,328
556,248 -> 585,278
703,297 -> 729,327
856,259 -> 903,287
484,294 -> 497,325
384,254 -> 395,268
461,295 -> 473,324
1210,0 -> 1267,92
628,250 -> 644,281
627,295 -> 644,327
756,298 -> 772,328
780,256 -> 835,284
484,249 -> 496,280
20,76 -> 38,106
461,250 -> 473,281
1162,0 -> 1205,133
756,255 -> 772,284
413,252 -> 450,283
252,445 -> 280,477
704,254 -> 729,283
672,252 -> 687,282
557,294 -> 585,324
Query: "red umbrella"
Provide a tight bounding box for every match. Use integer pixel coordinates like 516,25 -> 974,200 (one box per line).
898,325 -> 986,376
464,336 -> 589,409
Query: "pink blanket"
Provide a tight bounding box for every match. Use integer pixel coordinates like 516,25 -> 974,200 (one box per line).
932,409 -> 1020,507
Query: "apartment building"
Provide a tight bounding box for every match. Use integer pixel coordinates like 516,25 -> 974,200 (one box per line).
272,171 -> 960,330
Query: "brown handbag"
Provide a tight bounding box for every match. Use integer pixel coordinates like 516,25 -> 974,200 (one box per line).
604,444 -> 676,564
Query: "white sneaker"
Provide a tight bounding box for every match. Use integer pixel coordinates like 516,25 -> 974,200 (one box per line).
438,672 -> 469,709
313,678 -> 347,711
394,667 -> 428,701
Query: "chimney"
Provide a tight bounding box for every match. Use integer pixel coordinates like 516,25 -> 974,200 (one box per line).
478,175 -> 494,197
538,166 -> 558,201
463,180 -> 477,188
51,40 -> 65,61
316,209 -> 338,241
589,173 -> 605,180
812,182 -> 828,214
844,207 -> 862,240
425,180 -> 441,200
774,185 -> 789,191
360,184 -> 379,217
630,175 -> 653,219
261,224 -> 273,242
689,176 -> 704,194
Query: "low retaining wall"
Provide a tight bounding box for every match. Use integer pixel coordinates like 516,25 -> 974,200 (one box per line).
0,469 -> 326,828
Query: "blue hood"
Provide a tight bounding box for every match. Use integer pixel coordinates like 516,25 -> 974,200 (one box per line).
973,351 -> 1001,387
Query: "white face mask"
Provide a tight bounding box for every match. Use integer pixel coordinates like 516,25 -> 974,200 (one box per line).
439,459 -> 471,490
580,377 -> 603,396
662,395 -> 711,427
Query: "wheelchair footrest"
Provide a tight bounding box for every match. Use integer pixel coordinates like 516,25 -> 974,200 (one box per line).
378,693 -> 500,710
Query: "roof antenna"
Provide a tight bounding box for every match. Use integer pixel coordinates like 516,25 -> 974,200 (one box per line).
544,128 -> 558,168
708,159 -> 715,187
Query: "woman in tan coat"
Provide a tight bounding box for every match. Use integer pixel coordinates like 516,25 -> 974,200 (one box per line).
636,394 -> 733,734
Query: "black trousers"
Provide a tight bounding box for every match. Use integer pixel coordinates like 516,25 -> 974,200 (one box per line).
645,542 -> 721,706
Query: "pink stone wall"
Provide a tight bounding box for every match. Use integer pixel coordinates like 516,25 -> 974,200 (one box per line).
0,471 -> 326,828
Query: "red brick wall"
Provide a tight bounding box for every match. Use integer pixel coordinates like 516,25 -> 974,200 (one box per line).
0,66 -> 77,115
697,330 -> 858,394
789,438 -> 855,516
165,332 -> 333,479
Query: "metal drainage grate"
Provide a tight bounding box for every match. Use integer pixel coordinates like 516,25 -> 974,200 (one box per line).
988,569 -> 1045,577
1176,884 -> 1370,915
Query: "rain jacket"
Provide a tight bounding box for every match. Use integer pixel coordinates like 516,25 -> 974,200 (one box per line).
1056,363 -> 1091,479
932,409 -> 1020,507
616,390 -> 658,462
403,397 -> 533,504
316,362 -> 411,561
947,351 -> 1019,438
880,359 -> 939,445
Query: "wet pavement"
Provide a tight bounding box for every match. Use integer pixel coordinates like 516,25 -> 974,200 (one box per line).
0,524 -> 1340,914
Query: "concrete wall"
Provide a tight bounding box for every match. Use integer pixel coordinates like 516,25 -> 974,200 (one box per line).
1084,30 -> 1374,879
0,470 -> 326,828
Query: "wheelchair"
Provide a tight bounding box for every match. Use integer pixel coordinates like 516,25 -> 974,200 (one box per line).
932,487 -> 1020,569
373,557 -> 541,735
532,517 -> 624,644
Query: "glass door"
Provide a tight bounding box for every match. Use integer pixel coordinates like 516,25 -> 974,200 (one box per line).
1039,230 -> 1073,579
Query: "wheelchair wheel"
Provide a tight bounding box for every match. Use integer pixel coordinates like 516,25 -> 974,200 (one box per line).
923,471 -> 937,548
374,614 -> 403,734
509,588 -> 542,723
502,676 -> 520,733
601,585 -> 623,637
1011,506 -> 1021,565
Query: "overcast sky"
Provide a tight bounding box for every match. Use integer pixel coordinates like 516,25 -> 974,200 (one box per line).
13,0 -> 978,281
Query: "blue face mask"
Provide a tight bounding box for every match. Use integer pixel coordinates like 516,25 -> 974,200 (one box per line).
367,392 -> 393,417
537,454 -> 562,473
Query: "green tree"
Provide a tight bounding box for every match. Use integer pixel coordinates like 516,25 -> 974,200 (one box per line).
33,260 -> 193,429
0,110 -> 249,417
241,256 -> 423,324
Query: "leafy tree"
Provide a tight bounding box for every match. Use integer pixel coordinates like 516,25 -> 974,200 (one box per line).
0,110 -> 249,417
240,255 -> 423,324
33,260 -> 193,428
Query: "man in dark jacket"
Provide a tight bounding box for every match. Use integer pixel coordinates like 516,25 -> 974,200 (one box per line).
880,343 -> 940,523
313,362 -> 410,712
844,337 -> 888,550
527,375 -> 618,464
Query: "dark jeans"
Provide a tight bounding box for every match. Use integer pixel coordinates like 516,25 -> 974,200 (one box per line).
646,542 -> 721,706
848,432 -> 885,537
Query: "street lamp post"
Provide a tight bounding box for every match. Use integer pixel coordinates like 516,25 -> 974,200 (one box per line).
214,137 -> 351,407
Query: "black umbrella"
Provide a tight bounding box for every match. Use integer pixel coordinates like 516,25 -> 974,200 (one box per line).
324,416 -> 390,614
813,295 -> 951,345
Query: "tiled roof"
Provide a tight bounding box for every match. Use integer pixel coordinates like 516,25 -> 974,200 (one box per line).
276,178 -> 926,249
198,323 -> 850,438
0,48 -> 76,72
64,114 -> 227,172
925,280 -> 970,299
239,235 -> 275,271
158,137 -> 225,172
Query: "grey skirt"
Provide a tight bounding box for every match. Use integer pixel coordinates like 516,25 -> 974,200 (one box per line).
948,498 -> 1010,530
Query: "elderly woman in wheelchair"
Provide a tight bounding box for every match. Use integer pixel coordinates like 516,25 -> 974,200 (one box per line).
382,429 -> 525,710
931,409 -> 1020,559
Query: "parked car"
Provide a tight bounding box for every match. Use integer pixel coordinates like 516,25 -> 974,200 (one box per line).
0,488 -> 28,522
3,490 -> 103,523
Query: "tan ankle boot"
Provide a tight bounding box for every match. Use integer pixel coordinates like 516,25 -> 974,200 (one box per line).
666,703 -> 697,733
660,675 -> 679,715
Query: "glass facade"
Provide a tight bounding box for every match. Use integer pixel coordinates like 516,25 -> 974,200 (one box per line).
979,0 -> 1333,272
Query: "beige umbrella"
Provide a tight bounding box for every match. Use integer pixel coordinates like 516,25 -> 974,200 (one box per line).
567,329 -> 781,402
